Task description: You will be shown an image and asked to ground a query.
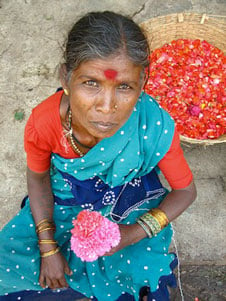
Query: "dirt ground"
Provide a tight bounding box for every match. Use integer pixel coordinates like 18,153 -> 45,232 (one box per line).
171,265 -> 226,301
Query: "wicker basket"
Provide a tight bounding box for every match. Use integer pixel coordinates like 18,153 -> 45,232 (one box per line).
140,12 -> 226,145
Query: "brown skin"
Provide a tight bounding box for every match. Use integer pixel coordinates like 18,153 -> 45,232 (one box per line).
27,52 -> 197,290
61,53 -> 145,147
27,167 -> 72,289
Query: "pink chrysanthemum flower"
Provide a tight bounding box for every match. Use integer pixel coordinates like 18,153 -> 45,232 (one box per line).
70,210 -> 121,262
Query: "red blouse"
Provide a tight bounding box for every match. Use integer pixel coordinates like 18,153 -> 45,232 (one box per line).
24,91 -> 193,189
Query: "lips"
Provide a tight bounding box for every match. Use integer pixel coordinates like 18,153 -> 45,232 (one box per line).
91,121 -> 117,132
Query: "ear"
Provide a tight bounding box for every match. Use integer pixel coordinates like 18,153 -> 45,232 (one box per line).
59,64 -> 69,91
140,72 -> 147,91
141,69 -> 149,90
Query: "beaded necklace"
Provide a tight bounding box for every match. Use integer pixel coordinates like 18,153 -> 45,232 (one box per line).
67,109 -> 84,157
66,106 -> 92,148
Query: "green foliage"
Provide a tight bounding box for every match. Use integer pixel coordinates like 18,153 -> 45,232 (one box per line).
14,111 -> 25,121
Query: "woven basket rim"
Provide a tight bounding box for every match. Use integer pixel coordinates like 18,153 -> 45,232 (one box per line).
180,134 -> 226,145
140,12 -> 226,26
140,12 -> 226,145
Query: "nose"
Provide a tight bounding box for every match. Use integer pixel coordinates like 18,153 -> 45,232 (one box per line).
95,89 -> 116,114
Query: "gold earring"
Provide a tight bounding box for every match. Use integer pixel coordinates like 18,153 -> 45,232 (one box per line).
114,105 -> 118,110
64,89 -> 69,96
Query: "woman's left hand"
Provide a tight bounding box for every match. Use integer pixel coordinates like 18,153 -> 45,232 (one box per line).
104,223 -> 147,256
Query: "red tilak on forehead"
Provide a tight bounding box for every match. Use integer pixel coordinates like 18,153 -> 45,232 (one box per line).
104,69 -> 118,80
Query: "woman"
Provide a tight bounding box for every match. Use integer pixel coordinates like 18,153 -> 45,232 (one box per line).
0,11 -> 196,301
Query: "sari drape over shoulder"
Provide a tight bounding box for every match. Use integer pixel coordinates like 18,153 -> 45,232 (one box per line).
0,93 -> 177,301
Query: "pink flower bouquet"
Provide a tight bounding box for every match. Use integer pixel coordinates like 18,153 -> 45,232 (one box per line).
70,210 -> 121,262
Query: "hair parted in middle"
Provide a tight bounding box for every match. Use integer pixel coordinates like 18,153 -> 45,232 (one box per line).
64,11 -> 150,78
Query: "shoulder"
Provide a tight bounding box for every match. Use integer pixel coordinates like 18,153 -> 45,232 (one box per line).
158,129 -> 193,189
27,90 -> 63,138
137,92 -> 175,164
31,90 -> 63,126
24,90 -> 63,144
139,91 -> 175,131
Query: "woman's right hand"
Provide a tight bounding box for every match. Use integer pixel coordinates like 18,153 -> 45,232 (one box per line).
27,167 -> 73,288
39,251 -> 73,289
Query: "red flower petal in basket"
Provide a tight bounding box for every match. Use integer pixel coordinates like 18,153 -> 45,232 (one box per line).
145,38 -> 226,139
188,105 -> 201,116
156,53 -> 169,64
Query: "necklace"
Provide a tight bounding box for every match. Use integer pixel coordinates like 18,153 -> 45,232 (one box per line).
68,109 -> 84,157
67,106 -> 91,149
71,128 -> 92,149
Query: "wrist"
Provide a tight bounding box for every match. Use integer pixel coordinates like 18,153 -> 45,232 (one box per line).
36,219 -> 56,240
131,223 -> 148,242
38,231 -> 55,240
39,244 -> 56,253
40,246 -> 60,258
38,239 -> 58,252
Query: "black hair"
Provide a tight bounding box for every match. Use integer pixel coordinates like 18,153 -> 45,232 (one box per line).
64,11 -> 150,78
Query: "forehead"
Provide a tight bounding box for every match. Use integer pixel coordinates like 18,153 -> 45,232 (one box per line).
72,54 -> 142,80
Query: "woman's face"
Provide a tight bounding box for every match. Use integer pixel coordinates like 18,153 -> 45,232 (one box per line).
63,53 -> 144,142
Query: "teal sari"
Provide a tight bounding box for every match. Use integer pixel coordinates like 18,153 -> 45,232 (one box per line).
0,92 -> 177,301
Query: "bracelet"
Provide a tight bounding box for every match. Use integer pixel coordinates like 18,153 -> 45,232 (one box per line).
150,208 -> 169,229
39,239 -> 57,245
140,213 -> 161,236
36,222 -> 55,232
36,219 -> 50,227
36,219 -> 55,229
37,227 -> 56,234
137,219 -> 153,238
37,223 -> 55,231
40,246 -> 60,258
36,220 -> 56,234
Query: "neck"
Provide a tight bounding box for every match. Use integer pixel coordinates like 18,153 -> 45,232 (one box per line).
68,107 -> 99,149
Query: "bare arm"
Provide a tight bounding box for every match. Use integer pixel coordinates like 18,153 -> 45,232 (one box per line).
158,180 -> 197,221
27,167 -> 54,231
27,166 -> 72,289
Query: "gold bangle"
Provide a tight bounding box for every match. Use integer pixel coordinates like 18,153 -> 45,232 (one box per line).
36,220 -> 55,230
36,219 -> 50,227
36,221 -> 55,234
140,214 -> 161,235
40,246 -> 60,258
150,208 -> 169,229
147,213 -> 165,230
37,221 -> 54,226
37,227 -> 56,234
36,220 -> 55,232
151,208 -> 169,223
39,239 -> 57,245
36,224 -> 55,231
